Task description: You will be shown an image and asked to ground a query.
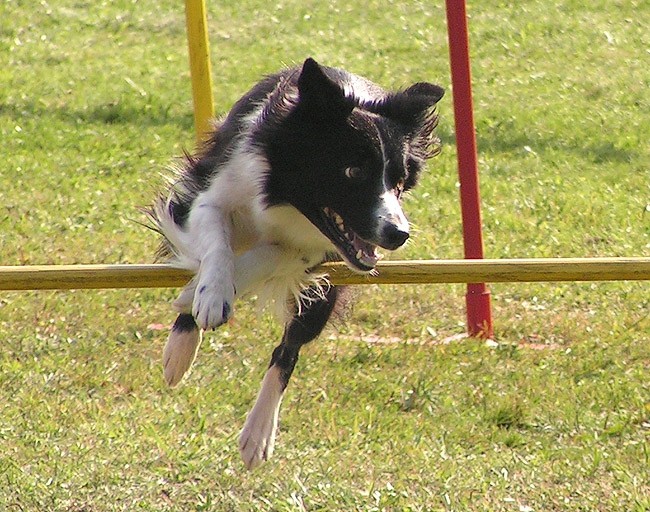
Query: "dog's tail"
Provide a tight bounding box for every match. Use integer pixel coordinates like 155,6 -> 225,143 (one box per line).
163,313 -> 202,387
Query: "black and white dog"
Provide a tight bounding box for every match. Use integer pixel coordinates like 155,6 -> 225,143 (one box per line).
150,58 -> 443,469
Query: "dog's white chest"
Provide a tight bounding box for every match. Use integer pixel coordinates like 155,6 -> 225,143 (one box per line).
255,204 -> 333,260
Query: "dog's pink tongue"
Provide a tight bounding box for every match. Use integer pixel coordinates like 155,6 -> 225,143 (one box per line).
353,235 -> 380,267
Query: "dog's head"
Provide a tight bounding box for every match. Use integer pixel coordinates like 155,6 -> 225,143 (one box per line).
263,58 -> 444,272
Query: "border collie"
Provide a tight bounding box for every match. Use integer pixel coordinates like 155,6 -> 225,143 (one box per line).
150,58 -> 443,469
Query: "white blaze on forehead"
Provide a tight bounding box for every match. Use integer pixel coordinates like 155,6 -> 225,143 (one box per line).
378,190 -> 409,233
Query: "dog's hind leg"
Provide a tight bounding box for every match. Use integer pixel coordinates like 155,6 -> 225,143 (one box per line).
163,311 -> 202,387
239,284 -> 340,469
163,278 -> 202,387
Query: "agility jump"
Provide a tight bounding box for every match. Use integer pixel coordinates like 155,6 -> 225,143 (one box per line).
2,258 -> 649,291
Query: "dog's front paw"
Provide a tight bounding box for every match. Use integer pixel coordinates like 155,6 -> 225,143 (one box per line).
192,278 -> 235,330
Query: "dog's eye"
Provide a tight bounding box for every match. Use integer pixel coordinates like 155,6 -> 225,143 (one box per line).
396,177 -> 406,198
344,166 -> 366,180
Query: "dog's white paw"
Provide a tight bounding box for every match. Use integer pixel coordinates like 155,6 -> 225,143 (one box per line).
239,366 -> 284,470
162,315 -> 202,387
192,276 -> 235,331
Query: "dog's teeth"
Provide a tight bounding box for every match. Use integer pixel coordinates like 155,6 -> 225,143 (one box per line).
356,249 -> 364,260
335,214 -> 344,228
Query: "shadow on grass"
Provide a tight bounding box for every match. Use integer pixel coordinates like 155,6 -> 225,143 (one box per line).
476,128 -> 638,165
0,97 -> 195,130
437,123 -> 639,165
5,98 -> 639,165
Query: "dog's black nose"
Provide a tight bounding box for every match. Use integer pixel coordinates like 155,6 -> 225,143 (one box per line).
381,224 -> 409,250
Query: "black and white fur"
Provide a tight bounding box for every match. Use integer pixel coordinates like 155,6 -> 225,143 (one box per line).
150,58 -> 443,469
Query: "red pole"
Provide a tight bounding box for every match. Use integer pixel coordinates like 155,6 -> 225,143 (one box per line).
445,0 -> 493,337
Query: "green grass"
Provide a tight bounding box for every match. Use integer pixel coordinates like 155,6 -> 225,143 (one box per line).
1,0 -> 649,510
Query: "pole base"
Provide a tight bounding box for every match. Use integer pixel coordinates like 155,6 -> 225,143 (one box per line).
465,283 -> 493,338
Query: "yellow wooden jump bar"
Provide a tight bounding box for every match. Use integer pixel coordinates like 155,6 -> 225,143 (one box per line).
185,0 -> 215,143
0,258 -> 649,291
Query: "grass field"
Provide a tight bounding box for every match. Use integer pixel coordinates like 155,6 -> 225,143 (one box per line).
1,0 -> 649,510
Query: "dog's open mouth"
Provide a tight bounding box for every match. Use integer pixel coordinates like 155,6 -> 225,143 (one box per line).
320,207 -> 380,272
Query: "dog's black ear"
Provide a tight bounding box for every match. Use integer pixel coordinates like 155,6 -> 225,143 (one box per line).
370,82 -> 444,166
403,82 -> 445,104
296,58 -> 355,121
376,82 -> 445,128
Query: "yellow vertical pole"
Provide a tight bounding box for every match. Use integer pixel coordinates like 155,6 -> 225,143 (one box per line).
184,0 -> 215,143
